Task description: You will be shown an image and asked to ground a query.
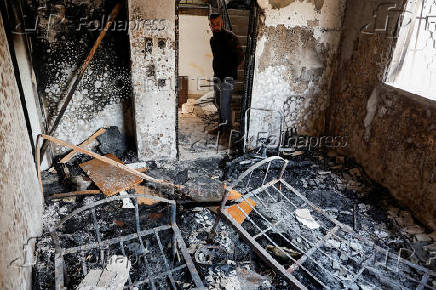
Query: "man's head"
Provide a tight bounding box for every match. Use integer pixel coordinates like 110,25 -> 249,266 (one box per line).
209,13 -> 223,33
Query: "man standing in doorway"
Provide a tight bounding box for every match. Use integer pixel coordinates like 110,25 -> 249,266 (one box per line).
208,13 -> 244,141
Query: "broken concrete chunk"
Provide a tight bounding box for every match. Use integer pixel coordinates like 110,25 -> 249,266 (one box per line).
294,208 -> 320,230
185,176 -> 223,202
349,241 -> 363,253
78,269 -> 104,290
332,260 -> 341,270
325,239 -> 341,248
374,229 -> 389,239
181,99 -> 196,114
119,191 -> 134,209
236,267 -> 271,290
78,255 -> 131,290
72,175 -> 92,191
96,126 -> 128,157
358,284 -> 374,290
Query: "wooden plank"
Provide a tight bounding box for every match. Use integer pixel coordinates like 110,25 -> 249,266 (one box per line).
80,154 -> 143,197
60,128 -> 107,163
36,134 -> 180,190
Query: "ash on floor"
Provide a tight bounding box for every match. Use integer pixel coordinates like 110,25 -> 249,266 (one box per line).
33,145 -> 436,289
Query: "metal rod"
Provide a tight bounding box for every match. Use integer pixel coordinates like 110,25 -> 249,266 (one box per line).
231,199 -> 332,287
221,210 -> 308,289
126,264 -> 187,288
119,241 -> 133,287
172,224 -> 205,288
154,231 -> 177,289
55,194 -> 174,229
63,225 -> 171,255
90,208 -> 105,263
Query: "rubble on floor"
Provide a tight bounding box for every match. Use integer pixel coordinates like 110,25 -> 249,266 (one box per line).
219,152 -> 436,289
32,130 -> 436,289
78,255 -> 131,290
178,95 -> 243,160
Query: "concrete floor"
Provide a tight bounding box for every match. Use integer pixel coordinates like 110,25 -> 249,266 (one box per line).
178,110 -> 229,161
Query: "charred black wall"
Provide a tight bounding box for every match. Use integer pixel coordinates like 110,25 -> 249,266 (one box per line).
29,0 -> 134,155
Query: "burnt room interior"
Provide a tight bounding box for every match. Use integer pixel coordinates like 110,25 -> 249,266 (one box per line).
0,0 -> 435,289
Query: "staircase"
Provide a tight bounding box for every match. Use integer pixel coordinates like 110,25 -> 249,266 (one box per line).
227,8 -> 250,129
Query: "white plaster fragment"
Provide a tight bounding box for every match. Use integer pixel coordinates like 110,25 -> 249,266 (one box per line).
294,208 -> 320,230
119,191 -> 134,209
78,255 -> 131,290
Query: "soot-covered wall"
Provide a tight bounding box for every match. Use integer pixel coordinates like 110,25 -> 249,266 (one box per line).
247,0 -> 346,146
31,0 -> 133,155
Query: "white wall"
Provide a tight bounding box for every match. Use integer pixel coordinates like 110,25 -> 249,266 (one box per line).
179,14 -> 215,96
13,34 -> 51,169
0,13 -> 43,289
129,0 -> 177,160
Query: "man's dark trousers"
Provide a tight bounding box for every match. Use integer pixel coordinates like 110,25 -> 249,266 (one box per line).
214,77 -> 234,131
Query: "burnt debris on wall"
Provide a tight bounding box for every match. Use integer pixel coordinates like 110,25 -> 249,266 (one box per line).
29,0 -> 134,155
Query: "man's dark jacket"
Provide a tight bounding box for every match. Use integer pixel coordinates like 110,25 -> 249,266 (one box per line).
210,29 -> 244,81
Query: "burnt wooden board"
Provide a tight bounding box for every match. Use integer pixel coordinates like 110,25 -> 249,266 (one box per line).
80,154 -> 142,196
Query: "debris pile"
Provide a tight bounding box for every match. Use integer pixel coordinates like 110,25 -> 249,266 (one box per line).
218,153 -> 436,289
32,132 -> 436,289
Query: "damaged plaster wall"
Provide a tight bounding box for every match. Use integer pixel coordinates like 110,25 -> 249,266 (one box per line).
129,0 -> 177,160
0,13 -> 43,289
247,0 -> 346,144
31,1 -> 134,155
329,0 -> 436,229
